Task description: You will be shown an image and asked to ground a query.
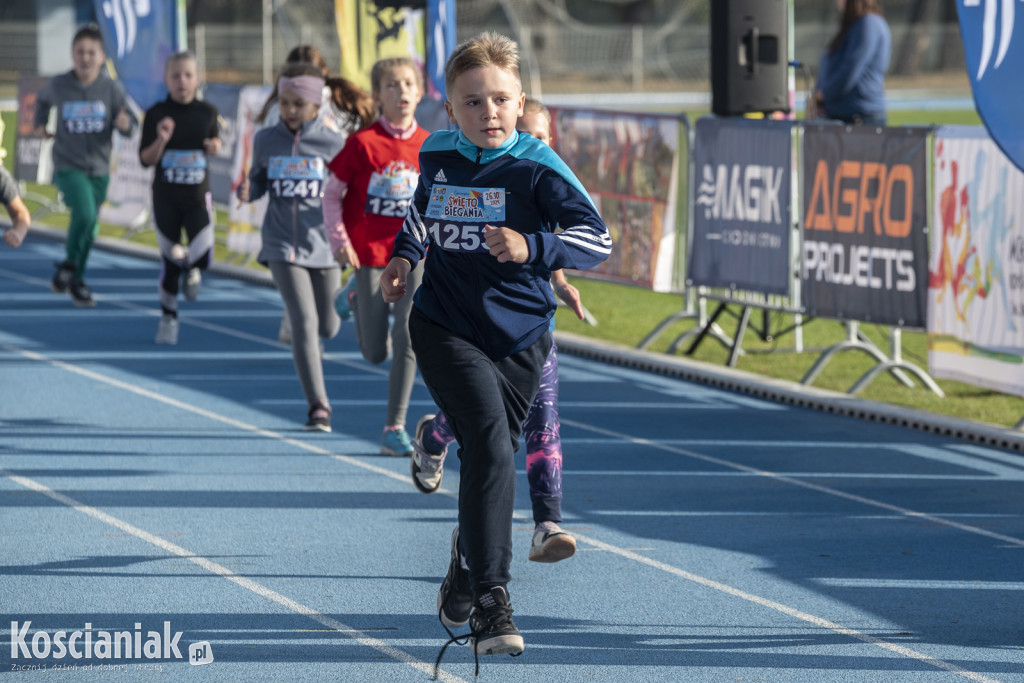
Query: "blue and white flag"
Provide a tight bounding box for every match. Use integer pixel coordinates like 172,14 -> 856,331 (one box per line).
426,0 -> 456,99
92,0 -> 183,110
956,0 -> 1024,172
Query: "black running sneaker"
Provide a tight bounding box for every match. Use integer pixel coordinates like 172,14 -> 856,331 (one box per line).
51,261 -> 75,294
68,281 -> 95,308
437,525 -> 472,630
469,586 -> 524,656
304,401 -> 331,432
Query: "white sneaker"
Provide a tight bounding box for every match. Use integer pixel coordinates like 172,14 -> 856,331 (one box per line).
155,314 -> 179,345
182,268 -> 202,301
278,315 -> 291,344
528,522 -> 576,563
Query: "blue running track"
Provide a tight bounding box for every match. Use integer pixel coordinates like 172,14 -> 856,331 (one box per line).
2,233 -> 1023,682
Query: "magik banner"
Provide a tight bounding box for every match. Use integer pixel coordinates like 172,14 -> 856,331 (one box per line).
552,108 -> 684,292
801,125 -> 930,328
689,117 -> 793,295
928,126 -> 1024,397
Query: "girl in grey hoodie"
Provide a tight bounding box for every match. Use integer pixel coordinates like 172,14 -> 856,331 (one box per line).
237,62 -> 347,432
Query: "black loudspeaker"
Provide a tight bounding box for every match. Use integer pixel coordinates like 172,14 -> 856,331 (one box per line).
710,0 -> 790,116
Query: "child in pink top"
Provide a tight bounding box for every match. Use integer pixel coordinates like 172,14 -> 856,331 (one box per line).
322,56 -> 429,456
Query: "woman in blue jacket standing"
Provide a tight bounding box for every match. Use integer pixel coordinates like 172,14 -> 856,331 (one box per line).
814,0 -> 891,126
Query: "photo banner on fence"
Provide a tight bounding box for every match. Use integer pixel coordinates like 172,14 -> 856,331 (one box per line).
227,85 -> 272,256
101,99 -> 154,228
928,125 -> 1024,397
203,83 -> 242,207
801,125 -> 930,328
688,117 -> 793,295
552,108 -> 683,292
15,75 -> 51,184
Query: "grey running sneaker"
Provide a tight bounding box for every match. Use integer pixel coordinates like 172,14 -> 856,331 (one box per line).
51,261 -> 75,294
469,586 -> 524,656
437,525 -> 472,630
182,268 -> 202,301
68,281 -> 95,307
411,414 -> 445,493
528,522 -> 577,563
155,314 -> 179,345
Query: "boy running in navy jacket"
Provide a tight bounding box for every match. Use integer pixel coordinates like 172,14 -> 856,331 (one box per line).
380,32 -> 611,662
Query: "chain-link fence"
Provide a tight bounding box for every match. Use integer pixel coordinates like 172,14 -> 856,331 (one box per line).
0,1 -> 968,96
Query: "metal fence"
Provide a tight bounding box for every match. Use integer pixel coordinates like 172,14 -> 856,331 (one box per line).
0,17 -> 967,96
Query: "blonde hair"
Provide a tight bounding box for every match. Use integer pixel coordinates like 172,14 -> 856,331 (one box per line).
370,57 -> 424,94
444,32 -> 520,95
522,97 -> 550,124
164,50 -> 197,75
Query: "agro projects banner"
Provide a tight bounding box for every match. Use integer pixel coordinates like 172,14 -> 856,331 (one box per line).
689,117 -> 793,295
928,126 -> 1024,397
801,125 -> 930,328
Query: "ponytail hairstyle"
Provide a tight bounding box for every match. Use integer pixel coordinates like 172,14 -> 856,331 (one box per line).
325,75 -> 375,131
828,0 -> 884,56
256,44 -> 332,124
256,43 -> 374,130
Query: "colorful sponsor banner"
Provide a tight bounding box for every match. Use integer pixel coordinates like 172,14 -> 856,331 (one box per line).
955,0 -> 1024,173
101,99 -> 154,228
92,0 -> 182,111
335,0 -> 426,93
202,83 -> 241,206
14,75 -> 52,183
227,85 -> 272,256
551,108 -> 683,292
689,117 -> 793,295
800,125 -> 930,327
928,126 -> 1024,396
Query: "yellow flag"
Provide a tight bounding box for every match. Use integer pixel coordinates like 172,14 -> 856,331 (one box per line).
335,0 -> 426,91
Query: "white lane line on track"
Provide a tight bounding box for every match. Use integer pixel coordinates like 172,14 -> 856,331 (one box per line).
0,342 -> 466,683
561,418 -> 1024,549
1,344 -> 1008,682
0,469 -> 468,683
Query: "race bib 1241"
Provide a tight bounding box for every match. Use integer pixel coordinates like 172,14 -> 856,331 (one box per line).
268,156 -> 325,198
